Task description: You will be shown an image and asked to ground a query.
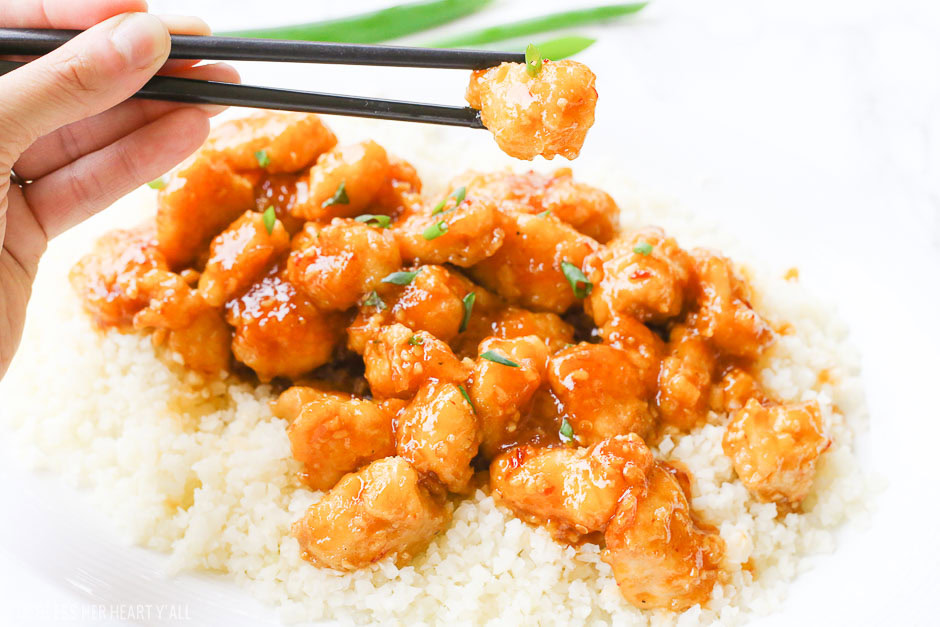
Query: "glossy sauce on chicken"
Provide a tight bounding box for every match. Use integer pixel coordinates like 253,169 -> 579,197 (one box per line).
69,105 -> 831,612
467,60 -> 598,160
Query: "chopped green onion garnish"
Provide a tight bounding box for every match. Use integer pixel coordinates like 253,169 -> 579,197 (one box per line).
561,260 -> 592,299
408,334 -> 425,346
536,209 -> 552,218
147,177 -> 165,190
431,186 -> 467,215
322,180 -> 349,208
363,290 -> 386,310
255,150 -> 270,168
559,417 -> 574,442
422,220 -> 449,240
355,214 -> 392,228
480,350 -> 520,368
460,292 -> 476,333
633,241 -> 653,256
381,269 -> 421,285
458,384 -> 475,413
262,206 -> 277,235
525,43 -> 543,76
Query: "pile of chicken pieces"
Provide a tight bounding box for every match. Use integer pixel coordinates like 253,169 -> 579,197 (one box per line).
70,111 -> 831,612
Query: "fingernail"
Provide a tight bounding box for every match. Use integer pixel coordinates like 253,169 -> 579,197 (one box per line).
193,103 -> 228,117
156,14 -> 213,37
110,13 -> 170,70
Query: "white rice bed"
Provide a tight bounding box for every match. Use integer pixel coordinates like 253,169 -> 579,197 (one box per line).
0,119 -> 871,626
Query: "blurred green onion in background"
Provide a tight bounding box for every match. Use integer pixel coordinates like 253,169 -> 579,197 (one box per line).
535,36 -> 597,62
223,0 -> 493,43
221,1 -> 648,60
426,3 -> 646,48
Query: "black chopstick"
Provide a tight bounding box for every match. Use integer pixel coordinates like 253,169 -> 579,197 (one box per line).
0,60 -> 485,128
0,28 -> 525,70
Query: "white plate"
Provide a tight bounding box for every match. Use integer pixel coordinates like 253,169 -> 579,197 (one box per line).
2,0 -> 939,624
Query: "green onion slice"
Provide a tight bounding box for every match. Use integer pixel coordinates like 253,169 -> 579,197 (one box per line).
408,334 -> 425,346
633,241 -> 653,255
458,384 -> 475,413
363,290 -> 386,310
255,150 -> 271,168
322,180 -> 350,208
561,260 -> 592,298
559,417 -> 574,442
262,206 -> 277,235
460,292 -> 476,333
525,43 -> 543,76
432,186 -> 467,215
480,350 -> 520,367
422,220 -> 449,240
381,269 -> 421,285
147,177 -> 165,190
355,214 -> 392,228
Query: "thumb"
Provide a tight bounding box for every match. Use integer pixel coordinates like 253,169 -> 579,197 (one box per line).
0,12 -> 170,161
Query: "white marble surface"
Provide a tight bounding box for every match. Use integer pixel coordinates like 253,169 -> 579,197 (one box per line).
2,0 -> 939,624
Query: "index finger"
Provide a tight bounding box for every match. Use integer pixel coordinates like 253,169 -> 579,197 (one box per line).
0,0 -> 148,28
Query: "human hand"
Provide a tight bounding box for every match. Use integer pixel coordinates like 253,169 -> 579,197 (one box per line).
0,0 -> 240,378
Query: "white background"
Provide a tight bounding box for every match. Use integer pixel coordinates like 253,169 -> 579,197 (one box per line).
1,0 -> 939,624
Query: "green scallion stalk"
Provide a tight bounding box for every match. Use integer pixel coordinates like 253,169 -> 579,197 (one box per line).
221,0 -> 493,43
428,3 -> 646,48
536,35 -> 597,61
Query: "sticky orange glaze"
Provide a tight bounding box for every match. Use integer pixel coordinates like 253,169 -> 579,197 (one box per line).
603,462 -> 725,611
466,60 -> 597,160
490,434 -> 653,543
291,457 -> 449,571
69,109 -> 834,612
451,168 -> 619,243
201,111 -> 336,174
723,399 -> 831,507
254,173 -> 307,235
225,265 -> 344,382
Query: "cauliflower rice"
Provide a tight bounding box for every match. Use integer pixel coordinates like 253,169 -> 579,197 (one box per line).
0,119 -> 872,626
